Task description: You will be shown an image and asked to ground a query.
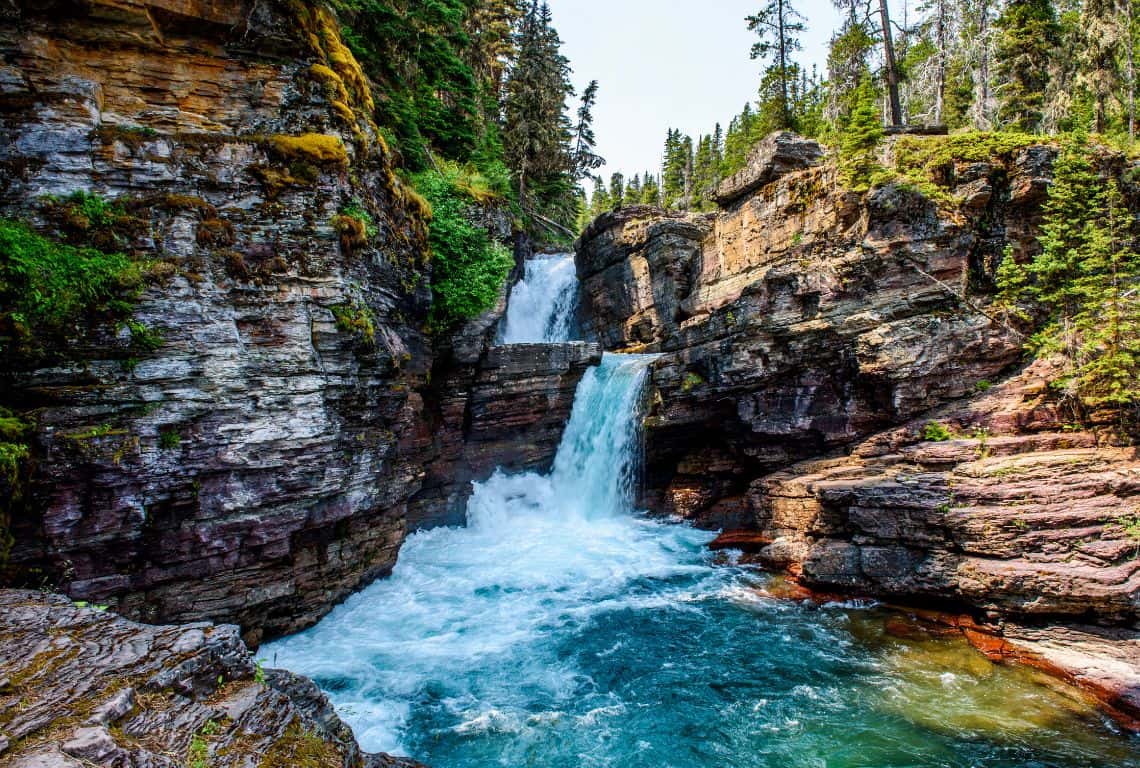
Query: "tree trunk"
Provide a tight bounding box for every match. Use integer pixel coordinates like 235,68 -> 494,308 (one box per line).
976,0 -> 991,129
1129,0 -> 1136,139
934,0 -> 947,124
778,0 -> 790,128
879,0 -> 903,126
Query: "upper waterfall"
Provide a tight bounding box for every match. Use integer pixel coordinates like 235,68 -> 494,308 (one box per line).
497,253 -> 579,344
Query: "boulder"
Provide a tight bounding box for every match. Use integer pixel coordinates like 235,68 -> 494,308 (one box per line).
714,131 -> 824,206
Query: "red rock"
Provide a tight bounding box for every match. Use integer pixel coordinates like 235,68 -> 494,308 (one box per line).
708,529 -> 773,552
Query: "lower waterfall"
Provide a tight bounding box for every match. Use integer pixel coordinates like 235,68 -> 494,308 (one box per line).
266,355 -> 1137,768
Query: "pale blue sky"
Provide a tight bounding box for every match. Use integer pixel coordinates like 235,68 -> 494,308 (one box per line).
546,0 -> 843,180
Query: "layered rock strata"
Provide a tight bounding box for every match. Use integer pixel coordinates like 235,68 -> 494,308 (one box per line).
740,360 -> 1140,627
0,589 -> 425,768
577,134 -> 1140,725
577,134 -> 1057,528
0,0 -> 434,644
409,271 -> 601,529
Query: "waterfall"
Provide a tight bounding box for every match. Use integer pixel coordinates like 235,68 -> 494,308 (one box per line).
263,357 -> 1133,768
496,253 -> 579,344
263,353 -> 695,755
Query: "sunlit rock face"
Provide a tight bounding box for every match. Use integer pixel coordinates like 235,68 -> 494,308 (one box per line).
0,0 -> 435,644
576,134 -> 1139,632
577,147 -> 1041,524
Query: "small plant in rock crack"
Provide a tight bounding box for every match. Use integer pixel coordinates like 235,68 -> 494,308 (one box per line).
923,421 -> 953,442
1111,512 -> 1140,558
972,427 -> 992,460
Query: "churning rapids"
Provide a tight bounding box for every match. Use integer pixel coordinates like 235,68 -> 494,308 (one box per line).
266,259 -> 1139,768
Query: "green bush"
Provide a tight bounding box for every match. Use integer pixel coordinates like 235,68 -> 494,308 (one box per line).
923,421 -> 954,442
0,219 -> 143,356
331,300 -> 377,345
413,167 -> 514,330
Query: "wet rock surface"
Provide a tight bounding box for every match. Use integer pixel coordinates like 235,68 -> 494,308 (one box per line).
0,589 -> 428,767
409,339 -> 601,530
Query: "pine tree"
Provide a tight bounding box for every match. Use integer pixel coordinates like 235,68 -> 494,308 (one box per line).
588,176 -> 612,218
624,174 -> 643,206
609,172 -> 625,207
919,0 -> 958,125
722,104 -> 759,177
692,134 -> 717,207
465,0 -> 527,95
1079,0 -> 1125,133
747,0 -> 806,129
998,132 -> 1140,416
502,2 -> 575,218
826,13 -> 876,127
572,80 -> 605,179
662,128 -> 690,207
838,76 -> 884,192
640,172 -> 661,206
995,0 -> 1060,132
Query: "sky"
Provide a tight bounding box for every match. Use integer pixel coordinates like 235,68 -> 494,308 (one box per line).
545,0 -> 843,182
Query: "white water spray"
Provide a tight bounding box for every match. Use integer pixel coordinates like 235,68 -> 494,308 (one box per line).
264,353 -> 710,755
497,253 -> 579,343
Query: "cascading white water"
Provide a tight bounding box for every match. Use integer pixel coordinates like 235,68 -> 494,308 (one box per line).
264,271 -> 1138,768
496,253 -> 579,343
262,353 -> 707,755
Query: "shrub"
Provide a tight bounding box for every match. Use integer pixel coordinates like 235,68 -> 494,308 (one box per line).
159,429 -> 181,450
681,372 -> 705,393
412,168 -> 514,330
331,300 -> 376,344
923,421 -> 953,442
893,131 -> 1041,178
125,320 -> 163,351
0,219 -> 144,356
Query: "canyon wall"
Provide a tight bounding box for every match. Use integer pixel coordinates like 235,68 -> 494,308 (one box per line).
0,589 -> 426,767
0,0 -> 590,645
577,133 -> 1139,631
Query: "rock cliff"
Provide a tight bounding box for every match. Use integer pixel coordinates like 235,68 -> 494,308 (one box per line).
0,589 -> 426,767
578,134 -> 1054,526
0,0 -> 436,645
576,134 -> 1139,628
577,131 -> 1140,725
0,0 -> 591,647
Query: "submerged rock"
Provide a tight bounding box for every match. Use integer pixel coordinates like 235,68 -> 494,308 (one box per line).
0,589 -> 428,767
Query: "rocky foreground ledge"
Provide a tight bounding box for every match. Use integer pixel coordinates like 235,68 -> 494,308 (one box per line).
0,590 -> 423,768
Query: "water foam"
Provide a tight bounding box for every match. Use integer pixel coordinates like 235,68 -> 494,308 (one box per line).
265,352 -> 1138,767
497,253 -> 578,343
